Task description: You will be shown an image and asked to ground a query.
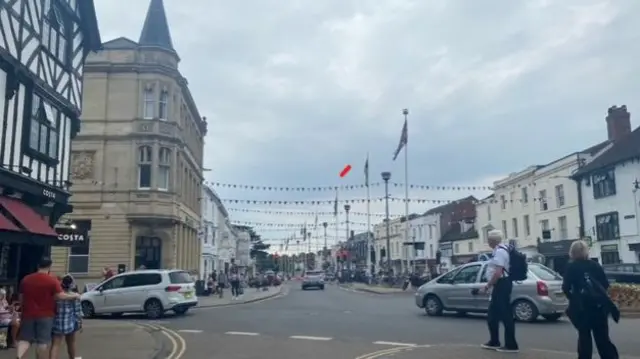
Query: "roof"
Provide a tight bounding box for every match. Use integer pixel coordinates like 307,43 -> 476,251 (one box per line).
138,0 -> 176,53
102,37 -> 138,49
424,195 -> 476,216
439,222 -> 478,242
78,1 -> 102,52
572,126 -> 640,178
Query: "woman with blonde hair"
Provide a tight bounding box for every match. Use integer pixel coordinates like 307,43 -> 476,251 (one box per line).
562,240 -> 618,359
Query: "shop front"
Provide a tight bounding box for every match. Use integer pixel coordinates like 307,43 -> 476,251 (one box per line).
537,239 -> 574,274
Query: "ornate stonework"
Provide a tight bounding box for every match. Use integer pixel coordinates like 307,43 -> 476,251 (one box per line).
70,151 -> 95,180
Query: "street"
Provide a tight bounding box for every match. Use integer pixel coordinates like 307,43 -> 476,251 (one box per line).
157,283 -> 640,359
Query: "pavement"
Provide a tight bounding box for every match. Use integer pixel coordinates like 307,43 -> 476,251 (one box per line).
0,320 -> 165,359
157,282 -> 640,359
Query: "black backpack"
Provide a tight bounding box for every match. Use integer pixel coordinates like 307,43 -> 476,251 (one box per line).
499,245 -> 528,281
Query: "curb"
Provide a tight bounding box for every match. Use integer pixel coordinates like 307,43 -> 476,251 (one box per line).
621,310 -> 640,319
195,285 -> 286,308
339,284 -> 410,295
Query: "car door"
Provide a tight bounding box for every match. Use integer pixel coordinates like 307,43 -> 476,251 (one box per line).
96,276 -> 126,313
475,264 -> 492,311
448,264 -> 483,310
115,273 -> 162,312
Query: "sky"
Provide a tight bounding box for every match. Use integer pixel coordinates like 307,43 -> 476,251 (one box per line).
93,0 -> 640,252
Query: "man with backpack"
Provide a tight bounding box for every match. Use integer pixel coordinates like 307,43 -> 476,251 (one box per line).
481,230 -> 522,353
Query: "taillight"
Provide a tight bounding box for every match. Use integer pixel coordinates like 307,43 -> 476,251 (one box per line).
165,285 -> 181,292
536,281 -> 549,296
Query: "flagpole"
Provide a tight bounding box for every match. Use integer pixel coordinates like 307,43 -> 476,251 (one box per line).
365,154 -> 372,280
403,109 -> 412,274
334,187 -> 339,272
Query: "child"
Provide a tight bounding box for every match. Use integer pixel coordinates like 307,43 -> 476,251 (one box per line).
0,289 -> 11,349
51,275 -> 82,359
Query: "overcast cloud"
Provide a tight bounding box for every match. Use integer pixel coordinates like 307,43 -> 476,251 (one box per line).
93,0 -> 640,249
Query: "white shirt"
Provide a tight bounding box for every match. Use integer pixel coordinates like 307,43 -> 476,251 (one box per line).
485,244 -> 510,281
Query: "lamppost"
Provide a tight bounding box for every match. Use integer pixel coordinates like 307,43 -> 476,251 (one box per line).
344,204 -> 351,271
322,222 -> 328,263
382,171 -> 392,273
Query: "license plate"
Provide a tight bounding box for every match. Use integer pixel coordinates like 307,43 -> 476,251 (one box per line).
184,292 -> 193,299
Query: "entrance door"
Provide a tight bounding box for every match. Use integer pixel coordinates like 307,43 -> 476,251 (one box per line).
135,236 -> 162,269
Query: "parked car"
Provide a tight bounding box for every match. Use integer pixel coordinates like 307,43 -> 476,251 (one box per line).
414,261 -> 567,322
81,269 -> 198,319
302,270 -> 325,290
603,264 -> 640,284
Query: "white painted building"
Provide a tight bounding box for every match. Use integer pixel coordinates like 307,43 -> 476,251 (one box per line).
374,216 -> 411,273
573,105 -> 640,264
200,186 -> 218,279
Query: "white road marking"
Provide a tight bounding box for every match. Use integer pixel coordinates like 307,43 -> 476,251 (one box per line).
289,335 -> 333,341
372,341 -> 417,347
178,330 -> 203,333
225,331 -> 260,336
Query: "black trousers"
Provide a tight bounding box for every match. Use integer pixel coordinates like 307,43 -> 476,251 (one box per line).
487,278 -> 517,348
569,306 -> 618,359
231,281 -> 241,296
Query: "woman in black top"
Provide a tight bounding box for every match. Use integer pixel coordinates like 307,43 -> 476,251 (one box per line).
562,240 -> 618,359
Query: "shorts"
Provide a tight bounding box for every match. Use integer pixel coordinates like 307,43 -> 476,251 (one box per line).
19,318 -> 53,344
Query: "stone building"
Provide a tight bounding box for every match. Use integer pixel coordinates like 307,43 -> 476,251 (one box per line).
51,0 -> 207,279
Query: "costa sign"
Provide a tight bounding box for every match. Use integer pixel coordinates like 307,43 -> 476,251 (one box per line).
55,227 -> 88,247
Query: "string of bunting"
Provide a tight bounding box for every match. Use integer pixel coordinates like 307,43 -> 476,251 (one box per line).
231,220 -> 368,228
221,196 -> 552,206
227,207 -> 398,218
207,181 -> 493,192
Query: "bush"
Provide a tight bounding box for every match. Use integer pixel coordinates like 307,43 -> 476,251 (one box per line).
608,283 -> 640,310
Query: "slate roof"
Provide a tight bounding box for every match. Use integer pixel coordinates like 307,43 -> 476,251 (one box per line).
572,126 -> 640,178
138,0 -> 175,53
102,37 -> 138,49
439,222 -> 478,242
78,1 -> 102,51
424,195 -> 476,216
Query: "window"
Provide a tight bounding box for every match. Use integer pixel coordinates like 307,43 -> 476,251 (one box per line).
123,273 -> 162,287
100,276 -> 125,291
595,212 -> 619,242
500,195 -> 506,210
428,225 -> 433,239
509,191 -> 515,207
524,215 -> 530,236
138,146 -> 152,189
429,244 -> 433,258
68,220 -> 91,274
539,190 -> 548,211
27,94 -> 59,161
502,220 -> 508,238
143,87 -> 155,119
555,185 -> 565,207
540,219 -> 549,231
452,265 -> 481,284
487,206 -> 491,221
159,90 -> 169,120
592,169 -> 616,199
454,243 -> 459,254
601,251 -> 620,265
468,241 -> 473,253
512,218 -> 518,237
521,188 -> 528,204
558,216 -> 568,240
436,268 -> 459,283
483,227 -> 491,243
528,263 -> 562,281
158,147 -> 171,190
41,4 -> 69,66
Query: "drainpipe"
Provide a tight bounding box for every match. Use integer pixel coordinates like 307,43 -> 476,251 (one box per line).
575,176 -> 586,238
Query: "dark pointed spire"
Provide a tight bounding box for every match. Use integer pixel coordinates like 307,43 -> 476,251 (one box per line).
138,0 -> 175,52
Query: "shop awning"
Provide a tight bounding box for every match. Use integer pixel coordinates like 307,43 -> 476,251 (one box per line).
0,212 -> 20,232
0,196 -> 56,236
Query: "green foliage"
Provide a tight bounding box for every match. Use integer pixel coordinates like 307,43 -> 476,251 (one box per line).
237,226 -> 270,259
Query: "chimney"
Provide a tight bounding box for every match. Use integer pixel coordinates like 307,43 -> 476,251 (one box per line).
606,105 -> 631,141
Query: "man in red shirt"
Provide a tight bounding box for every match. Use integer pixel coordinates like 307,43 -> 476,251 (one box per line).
17,258 -> 80,359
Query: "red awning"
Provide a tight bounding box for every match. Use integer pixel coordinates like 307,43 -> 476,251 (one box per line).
0,196 -> 57,236
0,212 -> 20,232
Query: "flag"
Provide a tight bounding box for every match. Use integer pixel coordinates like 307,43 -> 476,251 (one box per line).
392,118 -> 408,160
364,155 -> 369,186
333,190 -> 338,217
314,211 -> 318,230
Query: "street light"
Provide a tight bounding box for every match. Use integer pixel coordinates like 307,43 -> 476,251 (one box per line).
381,171 -> 392,273
344,204 -> 351,271
322,222 -> 328,262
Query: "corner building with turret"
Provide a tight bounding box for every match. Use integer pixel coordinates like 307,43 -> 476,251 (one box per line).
51,0 -> 207,281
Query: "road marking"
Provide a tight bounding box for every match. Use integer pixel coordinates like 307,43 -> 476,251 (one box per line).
225,331 -> 260,336
289,335 -> 333,341
373,341 -> 418,347
177,329 -> 202,333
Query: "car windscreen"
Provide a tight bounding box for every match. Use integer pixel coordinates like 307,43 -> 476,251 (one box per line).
169,271 -> 193,284
528,264 -> 562,281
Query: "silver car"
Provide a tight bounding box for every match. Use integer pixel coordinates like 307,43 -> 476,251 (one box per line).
302,270 -> 325,290
414,261 -> 568,322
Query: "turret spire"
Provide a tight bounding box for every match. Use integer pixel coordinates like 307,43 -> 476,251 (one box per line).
138,0 -> 175,52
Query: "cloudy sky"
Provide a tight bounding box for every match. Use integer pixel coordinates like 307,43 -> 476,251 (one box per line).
94,0 -> 640,251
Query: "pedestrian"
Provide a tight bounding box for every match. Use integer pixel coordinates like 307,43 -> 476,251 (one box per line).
563,240 -> 619,359
15,258 -> 81,359
9,292 -> 20,349
50,275 -> 83,359
481,230 -> 519,353
102,267 -> 114,282
0,289 -> 11,348
217,271 -> 227,298
230,270 -> 241,300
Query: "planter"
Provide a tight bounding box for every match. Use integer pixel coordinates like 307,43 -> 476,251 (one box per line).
609,283 -> 640,311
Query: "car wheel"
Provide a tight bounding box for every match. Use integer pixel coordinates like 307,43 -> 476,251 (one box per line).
512,300 -> 539,322
424,295 -> 443,316
81,301 -> 95,318
542,313 -> 562,322
144,299 -> 164,319
174,308 -> 189,316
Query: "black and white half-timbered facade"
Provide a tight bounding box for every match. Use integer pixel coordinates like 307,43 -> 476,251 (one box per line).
0,0 -> 100,286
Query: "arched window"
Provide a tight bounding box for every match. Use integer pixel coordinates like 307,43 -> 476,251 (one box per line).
158,147 -> 171,190
138,146 -> 152,189
143,86 -> 155,119
159,90 -> 169,120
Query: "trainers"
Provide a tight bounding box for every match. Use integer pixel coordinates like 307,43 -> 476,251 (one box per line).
481,341 -> 500,350
496,346 -> 519,353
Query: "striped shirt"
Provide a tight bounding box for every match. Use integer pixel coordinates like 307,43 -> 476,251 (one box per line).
52,295 -> 82,335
